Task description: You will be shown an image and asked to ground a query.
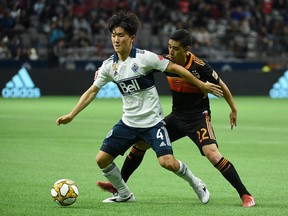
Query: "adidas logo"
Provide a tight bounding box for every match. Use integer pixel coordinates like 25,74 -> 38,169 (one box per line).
269,70 -> 288,98
1,67 -> 41,98
97,82 -> 121,98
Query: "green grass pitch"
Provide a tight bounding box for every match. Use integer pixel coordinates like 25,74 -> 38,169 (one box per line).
0,96 -> 287,216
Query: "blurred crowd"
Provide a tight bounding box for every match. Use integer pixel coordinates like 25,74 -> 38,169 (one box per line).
0,0 -> 288,67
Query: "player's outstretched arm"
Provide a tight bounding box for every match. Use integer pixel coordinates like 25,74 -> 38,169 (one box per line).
165,61 -> 223,97
56,85 -> 99,126
218,79 -> 237,130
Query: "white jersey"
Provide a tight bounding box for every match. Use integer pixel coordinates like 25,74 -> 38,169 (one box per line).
93,47 -> 170,128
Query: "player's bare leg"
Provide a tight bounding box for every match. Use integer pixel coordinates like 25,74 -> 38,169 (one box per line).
203,144 -> 255,207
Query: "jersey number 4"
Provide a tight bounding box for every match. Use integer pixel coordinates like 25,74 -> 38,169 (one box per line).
157,129 -> 164,140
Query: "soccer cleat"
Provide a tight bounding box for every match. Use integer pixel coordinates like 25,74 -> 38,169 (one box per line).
96,181 -> 118,194
242,194 -> 255,207
192,178 -> 210,204
102,193 -> 135,203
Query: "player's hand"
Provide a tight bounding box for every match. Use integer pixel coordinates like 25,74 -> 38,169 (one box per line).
202,82 -> 223,97
230,110 -> 237,130
56,114 -> 73,125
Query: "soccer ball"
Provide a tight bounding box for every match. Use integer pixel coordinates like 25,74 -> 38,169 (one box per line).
51,179 -> 79,206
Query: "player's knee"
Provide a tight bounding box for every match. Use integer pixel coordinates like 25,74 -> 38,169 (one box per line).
158,155 -> 178,172
203,144 -> 222,165
95,154 -> 104,168
96,151 -> 114,169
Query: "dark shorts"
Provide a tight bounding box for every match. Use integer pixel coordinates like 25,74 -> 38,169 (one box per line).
100,120 -> 173,158
164,111 -> 218,156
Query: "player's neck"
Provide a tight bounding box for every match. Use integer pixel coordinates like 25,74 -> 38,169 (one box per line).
117,47 -> 132,62
177,57 -> 187,66
117,53 -> 129,61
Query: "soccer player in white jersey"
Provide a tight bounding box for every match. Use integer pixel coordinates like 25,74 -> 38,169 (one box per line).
56,11 -> 222,203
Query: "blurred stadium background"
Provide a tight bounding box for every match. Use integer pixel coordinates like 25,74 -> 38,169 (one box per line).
1,0 -> 288,98
1,2 -> 288,214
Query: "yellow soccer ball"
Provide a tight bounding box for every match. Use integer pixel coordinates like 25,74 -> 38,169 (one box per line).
51,179 -> 79,206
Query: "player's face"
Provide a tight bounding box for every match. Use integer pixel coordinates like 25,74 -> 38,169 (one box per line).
168,39 -> 188,66
111,27 -> 135,59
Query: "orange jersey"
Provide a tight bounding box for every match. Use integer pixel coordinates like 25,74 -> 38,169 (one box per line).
166,76 -> 203,94
165,52 -> 220,117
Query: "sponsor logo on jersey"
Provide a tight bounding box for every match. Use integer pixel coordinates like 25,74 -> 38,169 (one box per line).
118,79 -> 141,94
191,70 -> 200,79
1,67 -> 41,98
116,73 -> 155,95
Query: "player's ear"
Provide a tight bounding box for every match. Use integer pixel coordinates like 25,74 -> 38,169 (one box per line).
131,35 -> 136,43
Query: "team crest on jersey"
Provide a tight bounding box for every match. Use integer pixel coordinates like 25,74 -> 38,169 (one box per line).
158,55 -> 164,60
113,63 -> 117,72
131,63 -> 139,73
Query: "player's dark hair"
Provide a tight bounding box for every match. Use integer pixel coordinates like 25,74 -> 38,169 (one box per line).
108,10 -> 141,36
170,29 -> 192,48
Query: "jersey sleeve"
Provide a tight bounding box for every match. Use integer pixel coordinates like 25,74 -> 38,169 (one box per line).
93,60 -> 113,89
199,59 -> 220,84
143,50 -> 170,73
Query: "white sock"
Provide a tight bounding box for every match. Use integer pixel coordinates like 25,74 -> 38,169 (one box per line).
101,163 -> 131,197
175,160 -> 199,186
